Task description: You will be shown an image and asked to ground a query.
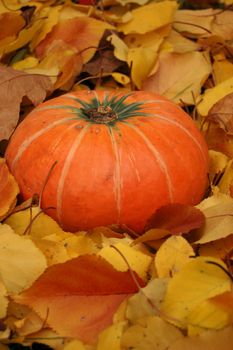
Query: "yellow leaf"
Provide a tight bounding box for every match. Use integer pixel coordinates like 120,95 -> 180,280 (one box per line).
197,76 -> 233,116
111,72 -> 130,85
161,257 -> 231,328
187,299 -> 230,335
218,159 -> 233,194
124,27 -> 169,50
30,5 -> 62,48
155,236 -> 195,278
108,33 -> 128,62
32,238 -> 70,265
164,30 -> 200,53
0,18 -> 43,56
195,193 -> 233,244
208,150 -> 229,183
143,51 -> 211,105
5,207 -> 68,239
98,242 -> 152,280
213,55 -> 233,84
117,1 -> 178,35
63,339 -> 87,350
0,281 -> 8,319
121,316 -> 183,350
12,56 -> 39,71
116,0 -> 150,5
0,223 -> 47,294
97,321 -> 127,350
14,310 -> 44,336
169,324 -> 233,350
0,158 -> 19,220
128,47 -> 158,89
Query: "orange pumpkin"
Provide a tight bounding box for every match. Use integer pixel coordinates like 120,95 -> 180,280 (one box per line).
6,90 -> 209,233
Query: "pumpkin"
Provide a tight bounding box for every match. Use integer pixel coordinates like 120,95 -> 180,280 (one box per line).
6,90 -> 209,233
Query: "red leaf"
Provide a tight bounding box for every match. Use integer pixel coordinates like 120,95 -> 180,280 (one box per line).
16,254 -> 144,343
145,203 -> 205,235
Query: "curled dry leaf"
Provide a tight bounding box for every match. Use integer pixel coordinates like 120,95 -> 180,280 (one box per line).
207,92 -> 233,135
0,158 -> 19,220
0,65 -> 52,141
16,254 -> 144,343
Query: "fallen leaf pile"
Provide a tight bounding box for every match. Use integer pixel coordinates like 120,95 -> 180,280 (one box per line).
2,0 -> 233,349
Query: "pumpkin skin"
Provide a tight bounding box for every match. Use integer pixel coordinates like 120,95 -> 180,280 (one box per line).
6,90 -> 209,233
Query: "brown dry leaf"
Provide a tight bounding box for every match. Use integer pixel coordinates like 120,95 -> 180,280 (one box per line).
0,65 -> 52,141
204,123 -> 233,158
143,51 -> 211,104
169,325 -> 233,350
212,11 -> 233,41
207,92 -> 233,135
199,234 -> 233,259
0,158 -> 19,220
173,9 -> 214,36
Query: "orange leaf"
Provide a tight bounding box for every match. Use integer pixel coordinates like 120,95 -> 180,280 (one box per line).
35,17 -> 112,64
145,203 -> 205,235
0,158 -> 19,220
16,254 -> 144,343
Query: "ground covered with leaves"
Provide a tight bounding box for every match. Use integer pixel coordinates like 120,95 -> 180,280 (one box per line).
1,0 -> 233,349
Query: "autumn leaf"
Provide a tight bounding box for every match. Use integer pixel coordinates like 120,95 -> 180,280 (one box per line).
0,223 -> 47,294
35,16 -> 113,64
0,158 -> 19,220
117,1 -> 178,34
121,316 -> 183,350
195,193 -> 233,243
169,325 -> 233,350
145,203 -> 205,234
0,65 -> 52,141
207,92 -> 233,134
161,257 -> 232,330
16,254 -> 144,343
155,236 -> 195,278
142,51 -> 211,104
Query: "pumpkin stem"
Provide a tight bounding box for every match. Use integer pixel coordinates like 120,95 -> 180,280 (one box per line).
83,106 -> 118,124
